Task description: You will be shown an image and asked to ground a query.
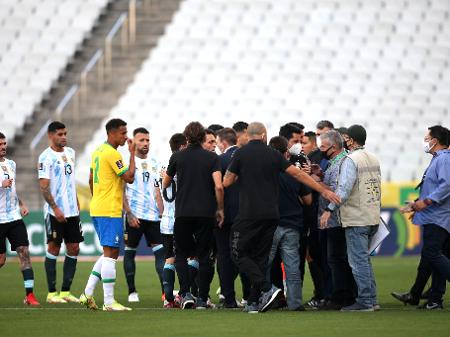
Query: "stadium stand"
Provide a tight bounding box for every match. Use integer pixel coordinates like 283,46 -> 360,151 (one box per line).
75,0 -> 450,183
0,0 -> 110,140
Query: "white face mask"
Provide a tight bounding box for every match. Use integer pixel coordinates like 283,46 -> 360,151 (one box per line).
423,140 -> 435,154
289,143 -> 303,156
316,136 -> 322,149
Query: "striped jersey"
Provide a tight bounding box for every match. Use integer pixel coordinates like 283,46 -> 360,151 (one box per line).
0,159 -> 21,223
160,174 -> 176,234
125,156 -> 161,221
38,147 -> 79,218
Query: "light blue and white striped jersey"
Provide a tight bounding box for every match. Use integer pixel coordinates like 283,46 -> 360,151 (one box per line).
0,159 -> 21,223
160,174 -> 176,235
125,156 -> 161,221
38,147 -> 79,218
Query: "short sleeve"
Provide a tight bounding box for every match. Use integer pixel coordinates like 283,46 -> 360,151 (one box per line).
38,154 -> 51,179
227,150 -> 240,174
166,152 -> 177,178
106,149 -> 128,176
277,151 -> 292,172
298,183 -> 312,198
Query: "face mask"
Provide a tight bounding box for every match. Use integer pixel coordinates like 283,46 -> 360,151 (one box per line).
316,137 -> 322,148
423,140 -> 436,154
321,146 -> 334,160
289,143 -> 302,156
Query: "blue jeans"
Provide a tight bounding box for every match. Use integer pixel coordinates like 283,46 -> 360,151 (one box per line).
345,225 -> 378,307
266,226 -> 302,310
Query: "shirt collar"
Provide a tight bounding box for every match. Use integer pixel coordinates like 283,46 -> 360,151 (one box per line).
224,145 -> 237,153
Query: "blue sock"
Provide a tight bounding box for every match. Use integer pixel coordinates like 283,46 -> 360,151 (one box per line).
163,263 -> 176,302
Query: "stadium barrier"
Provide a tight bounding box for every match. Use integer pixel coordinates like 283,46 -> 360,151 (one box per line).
5,183 -> 421,257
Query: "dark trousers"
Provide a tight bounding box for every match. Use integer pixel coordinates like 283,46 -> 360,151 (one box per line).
410,238 -> 450,302
231,218 -> 277,304
174,217 -> 214,300
421,224 -> 450,303
214,223 -> 237,304
327,226 -> 356,305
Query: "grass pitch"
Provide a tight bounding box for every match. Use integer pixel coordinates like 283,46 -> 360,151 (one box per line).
0,256 -> 448,337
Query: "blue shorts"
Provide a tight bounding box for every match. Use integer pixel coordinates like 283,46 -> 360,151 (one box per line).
92,217 -> 123,248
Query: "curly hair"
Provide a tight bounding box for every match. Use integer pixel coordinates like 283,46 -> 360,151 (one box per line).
183,121 -> 206,146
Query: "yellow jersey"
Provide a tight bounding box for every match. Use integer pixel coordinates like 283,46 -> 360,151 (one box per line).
90,143 -> 128,217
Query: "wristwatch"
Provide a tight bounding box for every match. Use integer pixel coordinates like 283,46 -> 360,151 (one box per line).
325,206 -> 334,213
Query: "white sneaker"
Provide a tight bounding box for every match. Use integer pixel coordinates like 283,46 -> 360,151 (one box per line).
128,292 -> 140,303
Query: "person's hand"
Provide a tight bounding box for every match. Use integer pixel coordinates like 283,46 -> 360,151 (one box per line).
2,179 -> 13,188
412,200 -> 428,212
20,204 -> 29,217
53,207 -> 66,223
400,203 -> 414,214
319,211 -> 331,229
127,212 -> 140,228
216,209 -> 224,228
311,174 -> 322,182
127,138 -> 136,154
321,190 -> 341,204
301,163 -> 311,175
311,164 -> 323,176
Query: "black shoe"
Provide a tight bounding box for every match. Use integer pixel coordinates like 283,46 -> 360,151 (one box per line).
292,305 -> 306,311
319,301 -> 344,311
306,297 -> 326,309
417,302 -> 443,310
222,301 -> 239,309
271,294 -> 288,310
391,292 -> 419,306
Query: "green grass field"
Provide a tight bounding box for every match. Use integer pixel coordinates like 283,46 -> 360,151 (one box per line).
0,256 -> 448,337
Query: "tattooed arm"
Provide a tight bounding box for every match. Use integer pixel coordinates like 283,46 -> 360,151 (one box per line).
39,178 -> 66,223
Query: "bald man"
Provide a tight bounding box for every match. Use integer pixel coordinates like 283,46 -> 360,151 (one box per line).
223,122 -> 340,313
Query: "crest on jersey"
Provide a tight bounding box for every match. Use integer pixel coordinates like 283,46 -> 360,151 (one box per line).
116,160 -> 124,169
142,162 -> 148,170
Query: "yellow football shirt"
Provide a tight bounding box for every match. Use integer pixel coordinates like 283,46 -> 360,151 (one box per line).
90,143 -> 128,217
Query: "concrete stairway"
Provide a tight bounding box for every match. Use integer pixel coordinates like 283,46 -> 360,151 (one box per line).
11,0 -> 183,210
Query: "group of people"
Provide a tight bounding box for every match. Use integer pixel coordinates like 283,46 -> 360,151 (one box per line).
0,119 -> 449,313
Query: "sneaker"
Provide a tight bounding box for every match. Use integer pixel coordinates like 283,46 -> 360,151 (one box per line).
271,294 -> 288,310
391,292 -> 419,306
240,299 -> 248,307
103,301 -> 132,311
174,294 -> 182,307
24,293 -> 40,306
373,303 -> 381,311
207,298 -> 217,309
163,300 -> 179,309
196,298 -> 208,310
306,297 -> 326,309
417,302 -> 443,310
128,292 -> 140,303
243,302 -> 259,314
258,285 -> 283,312
341,302 -> 374,312
222,301 -> 239,309
46,292 -> 67,304
59,291 -> 80,303
181,293 -> 195,309
79,293 -> 98,310
292,305 -> 306,311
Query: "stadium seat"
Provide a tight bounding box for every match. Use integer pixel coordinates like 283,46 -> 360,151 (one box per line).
75,0 -> 450,183
0,0 -> 110,140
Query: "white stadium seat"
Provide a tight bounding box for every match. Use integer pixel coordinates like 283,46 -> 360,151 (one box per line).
76,0 -> 450,183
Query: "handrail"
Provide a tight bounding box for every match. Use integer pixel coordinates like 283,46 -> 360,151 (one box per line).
30,119 -> 51,151
83,49 -> 103,74
107,13 -> 127,41
56,84 -> 79,116
80,49 -> 104,93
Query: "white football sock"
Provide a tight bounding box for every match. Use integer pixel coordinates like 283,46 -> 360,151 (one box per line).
101,257 -> 117,306
84,255 -> 103,297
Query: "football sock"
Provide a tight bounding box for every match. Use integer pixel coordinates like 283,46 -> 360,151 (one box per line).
152,244 -> 165,294
101,257 -> 116,306
188,259 -> 199,297
124,248 -> 137,294
45,252 -> 57,293
85,255 -> 103,297
61,254 -> 77,292
163,263 -> 176,302
22,268 -> 34,295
